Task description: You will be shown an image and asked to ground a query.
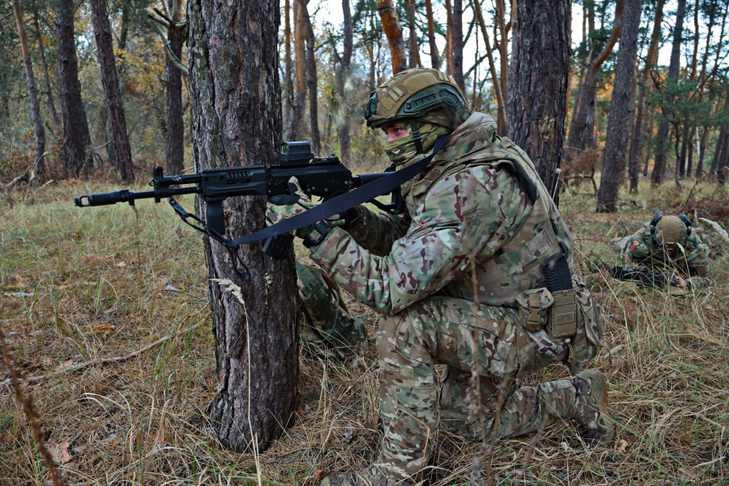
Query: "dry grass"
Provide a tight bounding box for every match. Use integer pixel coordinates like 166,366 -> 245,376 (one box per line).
1,179 -> 728,485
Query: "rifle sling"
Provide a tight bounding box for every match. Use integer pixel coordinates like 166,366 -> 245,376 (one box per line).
222,134 -> 450,248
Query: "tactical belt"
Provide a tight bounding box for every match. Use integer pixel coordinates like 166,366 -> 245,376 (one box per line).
219,134 -> 450,248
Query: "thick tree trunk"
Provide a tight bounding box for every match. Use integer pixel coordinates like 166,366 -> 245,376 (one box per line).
304,8 -> 320,153
507,0 -> 570,202
405,0 -> 421,68
628,0 -> 664,192
652,0 -> 687,185
424,0 -> 440,69
90,0 -> 135,182
377,0 -> 407,74
291,0 -> 307,138
188,0 -> 298,452
165,0 -> 185,175
32,5 -> 61,133
715,123 -> 729,183
57,0 -> 93,178
596,0 -> 642,212
13,0 -> 46,180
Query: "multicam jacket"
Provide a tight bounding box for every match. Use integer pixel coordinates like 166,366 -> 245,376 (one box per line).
310,112 -> 579,316
623,225 -> 710,276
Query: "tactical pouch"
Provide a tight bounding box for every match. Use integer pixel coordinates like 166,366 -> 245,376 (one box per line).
520,287 -> 553,332
547,289 -> 577,338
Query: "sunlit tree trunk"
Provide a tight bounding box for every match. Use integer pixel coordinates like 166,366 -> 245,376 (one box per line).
450,0 -> 465,91
377,0 -> 406,74
336,0 -> 353,163
188,0 -> 298,451
405,0 -> 421,68
424,0 -> 440,69
282,0 -> 294,139
291,0 -> 307,138
473,0 -> 507,133
31,5 -> 61,133
304,6 -> 320,153
596,0 -> 642,212
507,0 -> 570,202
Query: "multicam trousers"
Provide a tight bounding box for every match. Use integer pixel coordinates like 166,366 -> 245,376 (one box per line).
373,294 -> 598,481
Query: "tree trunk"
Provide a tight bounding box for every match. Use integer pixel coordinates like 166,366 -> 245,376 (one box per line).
283,0 -> 294,140
304,7 -> 320,153
405,0 -> 421,68
337,0 -> 353,164
291,0 -> 307,138
57,0 -> 93,178
473,0 -> 507,133
32,5 -> 61,133
90,0 -> 135,182
424,0 -> 440,69
13,0 -> 46,180
568,0 -> 624,151
715,123 -> 729,184
188,0 -> 298,452
652,0 -> 687,185
628,0 -> 664,192
377,0 -> 407,74
596,0 -> 642,212
450,0 -> 465,91
696,125 -> 708,177
165,0 -> 185,175
495,0 -> 509,108
507,0 -> 570,202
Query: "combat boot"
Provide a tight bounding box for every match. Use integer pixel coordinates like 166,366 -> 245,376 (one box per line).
320,465 -> 410,486
572,369 -> 615,445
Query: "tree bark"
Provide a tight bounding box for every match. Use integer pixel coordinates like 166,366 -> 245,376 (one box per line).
628,0 -> 664,192
336,0 -> 353,163
495,0 -> 509,108
405,0 -> 421,68
377,0 -> 407,74
652,0 -> 687,185
57,0 -> 93,178
596,0 -> 642,212
291,0 -> 307,138
507,0 -> 570,202
165,0 -> 186,175
90,0 -> 135,182
13,0 -> 46,180
304,6 -> 320,153
32,5 -> 61,133
424,0 -> 440,69
473,0 -> 507,133
188,0 -> 298,452
568,0 -> 624,151
283,0 -> 294,139
450,0 -> 465,91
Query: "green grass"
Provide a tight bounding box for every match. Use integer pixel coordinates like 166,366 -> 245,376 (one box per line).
1,179 -> 728,485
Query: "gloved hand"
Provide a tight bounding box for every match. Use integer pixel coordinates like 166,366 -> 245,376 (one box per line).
264,178 -> 333,253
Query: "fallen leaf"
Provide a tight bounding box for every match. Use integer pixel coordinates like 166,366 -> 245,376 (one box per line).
115,261 -> 127,268
615,438 -> 628,453
49,441 -> 73,464
89,323 -> 115,334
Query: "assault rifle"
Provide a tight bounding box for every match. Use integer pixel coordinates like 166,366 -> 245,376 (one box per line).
75,141 -> 403,249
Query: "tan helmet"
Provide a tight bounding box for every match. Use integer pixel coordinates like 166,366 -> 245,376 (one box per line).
364,68 -> 469,129
654,215 -> 688,246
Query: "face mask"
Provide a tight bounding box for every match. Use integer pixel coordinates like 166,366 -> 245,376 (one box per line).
384,122 -> 451,166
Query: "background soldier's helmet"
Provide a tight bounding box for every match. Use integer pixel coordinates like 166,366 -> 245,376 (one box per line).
364,68 -> 469,129
655,215 -> 688,246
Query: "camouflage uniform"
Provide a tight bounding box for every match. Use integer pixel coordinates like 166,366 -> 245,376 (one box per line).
622,220 -> 710,288
296,262 -> 365,357
312,108 -> 607,483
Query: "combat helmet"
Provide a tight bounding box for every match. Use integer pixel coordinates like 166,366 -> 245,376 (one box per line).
364,68 -> 470,165
364,68 -> 469,129
653,214 -> 689,247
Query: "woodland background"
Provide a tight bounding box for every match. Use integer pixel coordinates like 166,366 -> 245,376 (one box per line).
1,0 -> 729,485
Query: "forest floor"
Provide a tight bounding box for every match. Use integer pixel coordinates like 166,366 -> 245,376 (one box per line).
1,178 -> 728,485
